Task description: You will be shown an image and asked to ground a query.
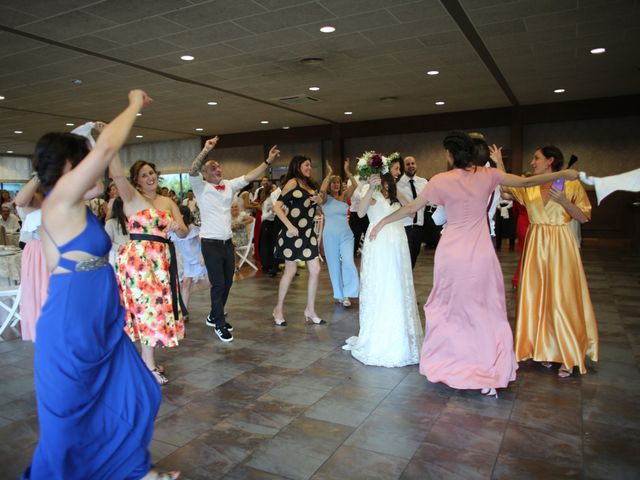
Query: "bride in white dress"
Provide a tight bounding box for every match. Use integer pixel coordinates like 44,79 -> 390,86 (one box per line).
343,173 -> 424,367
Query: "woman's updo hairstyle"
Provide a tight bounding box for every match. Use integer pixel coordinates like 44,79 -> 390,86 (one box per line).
35,132 -> 90,191
443,131 -> 475,169
129,160 -> 158,188
538,145 -> 564,172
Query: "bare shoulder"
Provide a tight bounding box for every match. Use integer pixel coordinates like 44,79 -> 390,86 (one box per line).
281,179 -> 298,195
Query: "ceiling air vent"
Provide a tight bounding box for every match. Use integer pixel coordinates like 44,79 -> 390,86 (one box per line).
274,94 -> 319,105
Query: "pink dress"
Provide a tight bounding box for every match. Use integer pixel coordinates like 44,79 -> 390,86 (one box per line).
419,167 -> 517,389
20,211 -> 50,342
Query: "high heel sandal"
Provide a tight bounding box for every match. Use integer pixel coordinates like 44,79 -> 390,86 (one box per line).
151,368 -> 169,386
342,298 -> 351,307
558,365 -> 573,378
144,469 -> 181,480
480,388 -> 498,398
304,310 -> 326,325
272,311 -> 287,327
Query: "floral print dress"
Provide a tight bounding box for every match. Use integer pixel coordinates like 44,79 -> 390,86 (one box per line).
116,208 -> 184,347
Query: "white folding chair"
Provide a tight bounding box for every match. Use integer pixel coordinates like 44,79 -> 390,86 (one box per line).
0,285 -> 21,337
235,218 -> 258,271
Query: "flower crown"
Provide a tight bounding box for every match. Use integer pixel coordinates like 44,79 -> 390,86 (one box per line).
356,151 -> 400,179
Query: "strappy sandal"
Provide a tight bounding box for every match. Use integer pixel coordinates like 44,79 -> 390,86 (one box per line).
151,368 -> 169,385
144,469 -> 181,480
541,362 -> 553,369
558,365 -> 573,378
156,364 -> 165,374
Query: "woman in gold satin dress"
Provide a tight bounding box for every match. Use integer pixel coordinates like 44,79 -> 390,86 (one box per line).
506,146 -> 598,377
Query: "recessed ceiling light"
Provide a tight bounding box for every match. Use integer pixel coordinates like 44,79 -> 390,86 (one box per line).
260,120 -> 269,124
65,123 -> 75,126
195,128 -> 204,131
207,101 -> 218,106
427,70 -> 439,76
590,47 -> 606,54
309,86 -> 320,91
136,135 -> 144,138
180,55 -> 195,61
14,130 -> 23,134
554,88 -> 565,93
435,101 -> 445,105
0,96 -> 5,100
282,126 -> 290,130
344,111 -> 353,115
7,150 -> 13,154
300,57 -> 324,65
136,113 -> 142,117
71,79 -> 82,85
320,26 -> 335,33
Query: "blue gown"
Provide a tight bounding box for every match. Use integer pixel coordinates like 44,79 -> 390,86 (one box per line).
23,209 -> 161,480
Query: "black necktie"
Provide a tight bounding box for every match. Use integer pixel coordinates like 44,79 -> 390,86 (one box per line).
409,179 -> 417,224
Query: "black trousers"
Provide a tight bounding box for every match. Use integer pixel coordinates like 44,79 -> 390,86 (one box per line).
405,225 -> 423,269
201,238 -> 235,327
259,220 -> 278,273
349,213 -> 369,256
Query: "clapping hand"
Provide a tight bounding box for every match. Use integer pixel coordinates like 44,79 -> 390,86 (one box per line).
325,161 -> 333,177
343,158 -> 351,175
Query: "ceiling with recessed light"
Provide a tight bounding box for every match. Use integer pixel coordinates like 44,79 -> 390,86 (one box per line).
0,0 -> 638,155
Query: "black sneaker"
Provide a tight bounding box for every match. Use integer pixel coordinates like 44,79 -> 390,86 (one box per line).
214,324 -> 233,342
206,315 -> 215,327
225,322 -> 233,332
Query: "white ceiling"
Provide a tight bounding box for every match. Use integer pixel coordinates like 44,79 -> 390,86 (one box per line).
0,0 -> 639,154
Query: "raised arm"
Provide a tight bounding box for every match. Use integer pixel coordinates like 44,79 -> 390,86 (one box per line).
357,175 -> 379,218
50,90 -> 151,206
369,195 -> 430,241
501,169 -> 579,188
319,162 -> 333,198
343,158 -> 359,200
15,176 -> 42,212
189,136 -> 219,176
244,145 -> 280,183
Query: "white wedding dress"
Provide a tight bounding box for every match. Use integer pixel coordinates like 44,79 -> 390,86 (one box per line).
343,189 -> 424,367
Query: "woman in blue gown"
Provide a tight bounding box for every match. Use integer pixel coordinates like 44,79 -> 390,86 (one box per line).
23,90 -> 178,480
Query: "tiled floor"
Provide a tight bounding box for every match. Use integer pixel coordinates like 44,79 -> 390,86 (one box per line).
1,240 -> 639,479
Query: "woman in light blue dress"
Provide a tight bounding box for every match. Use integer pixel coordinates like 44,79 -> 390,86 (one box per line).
319,159 -> 359,307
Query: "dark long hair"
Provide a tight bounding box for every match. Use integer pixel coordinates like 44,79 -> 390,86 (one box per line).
381,173 -> 400,205
283,155 -> 319,190
443,131 -> 475,169
178,205 -> 193,226
111,197 -> 128,235
129,160 -> 159,188
538,145 -> 564,171
34,132 -> 90,191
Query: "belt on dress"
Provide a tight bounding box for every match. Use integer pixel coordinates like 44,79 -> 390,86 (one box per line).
129,233 -> 189,320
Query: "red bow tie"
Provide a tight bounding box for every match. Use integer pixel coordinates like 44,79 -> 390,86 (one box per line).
214,184 -> 225,191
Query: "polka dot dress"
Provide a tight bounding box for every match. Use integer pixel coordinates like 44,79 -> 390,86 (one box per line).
276,183 -> 319,261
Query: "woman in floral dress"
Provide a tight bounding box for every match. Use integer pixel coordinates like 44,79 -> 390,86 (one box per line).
112,158 -> 189,385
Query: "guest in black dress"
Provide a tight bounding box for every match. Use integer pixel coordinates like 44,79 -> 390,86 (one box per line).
272,155 -> 325,326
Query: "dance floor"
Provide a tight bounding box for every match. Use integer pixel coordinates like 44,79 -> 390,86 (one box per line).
0,241 -> 638,479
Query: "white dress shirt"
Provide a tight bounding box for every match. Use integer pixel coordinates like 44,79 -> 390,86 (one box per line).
396,174 -> 428,227
190,175 -> 248,240
348,177 -> 365,213
0,213 -> 21,233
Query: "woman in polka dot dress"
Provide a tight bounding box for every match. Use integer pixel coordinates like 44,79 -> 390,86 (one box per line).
272,155 -> 325,326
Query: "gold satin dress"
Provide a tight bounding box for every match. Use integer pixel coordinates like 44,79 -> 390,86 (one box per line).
508,180 -> 598,373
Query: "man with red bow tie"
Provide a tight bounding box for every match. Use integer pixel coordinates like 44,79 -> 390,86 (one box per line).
190,136 -> 280,342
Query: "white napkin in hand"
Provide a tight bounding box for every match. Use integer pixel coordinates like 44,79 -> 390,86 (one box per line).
71,122 -> 96,149
580,169 -> 640,205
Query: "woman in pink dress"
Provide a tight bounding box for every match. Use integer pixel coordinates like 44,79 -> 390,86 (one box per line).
370,131 -> 579,397
15,176 -> 47,341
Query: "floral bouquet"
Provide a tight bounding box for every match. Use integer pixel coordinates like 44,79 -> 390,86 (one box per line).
356,151 -> 400,189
